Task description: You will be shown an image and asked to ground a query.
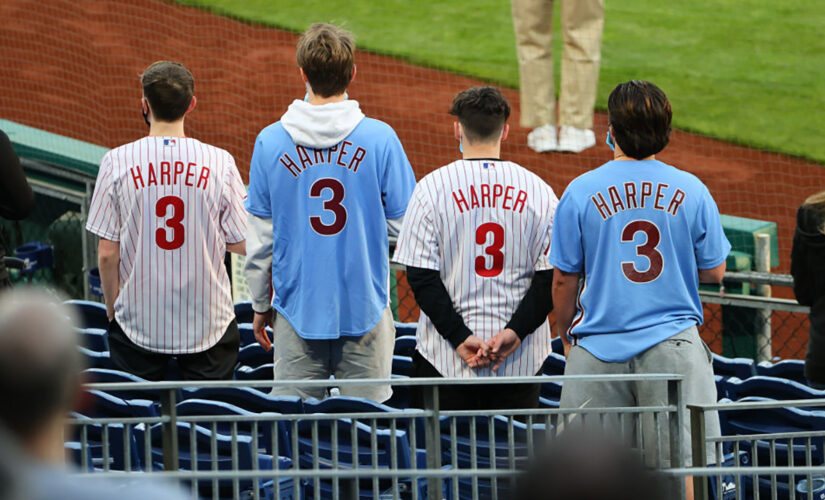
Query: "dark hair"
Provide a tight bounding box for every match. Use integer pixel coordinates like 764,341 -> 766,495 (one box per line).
141,61 -> 194,122
449,87 -> 511,143
297,23 -> 355,98
608,80 -> 672,159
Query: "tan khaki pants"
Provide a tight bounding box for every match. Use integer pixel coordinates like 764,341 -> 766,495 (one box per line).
511,0 -> 604,129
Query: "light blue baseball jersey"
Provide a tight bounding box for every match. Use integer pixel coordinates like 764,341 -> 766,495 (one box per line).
550,159 -> 731,362
245,118 -> 416,339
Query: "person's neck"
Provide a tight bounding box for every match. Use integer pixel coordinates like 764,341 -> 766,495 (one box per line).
149,120 -> 186,137
614,147 -> 654,162
462,141 -> 501,160
307,91 -> 347,106
24,417 -> 66,465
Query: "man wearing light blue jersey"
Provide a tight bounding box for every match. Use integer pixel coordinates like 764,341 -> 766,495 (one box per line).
244,23 -> 416,401
551,81 -> 730,478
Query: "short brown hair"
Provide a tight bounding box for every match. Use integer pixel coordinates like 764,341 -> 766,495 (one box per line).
449,87 -> 511,143
608,80 -> 672,160
296,23 -> 355,98
141,61 -> 194,122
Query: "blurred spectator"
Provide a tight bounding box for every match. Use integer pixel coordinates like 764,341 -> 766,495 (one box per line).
510,432 -> 671,500
0,287 -> 185,500
0,129 -> 35,289
511,0 -> 604,153
791,191 -> 825,389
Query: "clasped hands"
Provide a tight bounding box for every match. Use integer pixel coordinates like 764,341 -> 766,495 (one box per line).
456,328 -> 520,371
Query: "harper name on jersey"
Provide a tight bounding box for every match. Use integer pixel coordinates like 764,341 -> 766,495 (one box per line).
451,182 -> 528,214
590,181 -> 686,220
128,161 -> 211,191
279,142 -> 368,178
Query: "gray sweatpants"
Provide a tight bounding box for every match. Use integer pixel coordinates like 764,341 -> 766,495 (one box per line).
559,326 -> 720,467
271,308 -> 395,402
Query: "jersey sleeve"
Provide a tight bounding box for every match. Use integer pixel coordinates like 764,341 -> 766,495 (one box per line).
533,186 -> 558,272
380,128 -> 416,219
220,153 -> 248,245
244,136 -> 271,219
392,183 -> 440,271
85,152 -> 121,241
693,186 -> 731,269
548,188 -> 583,273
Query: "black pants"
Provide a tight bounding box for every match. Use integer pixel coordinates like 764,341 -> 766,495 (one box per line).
412,350 -> 540,411
108,320 -> 239,381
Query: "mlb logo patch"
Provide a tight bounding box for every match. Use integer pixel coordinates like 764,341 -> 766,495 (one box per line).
164,138 -> 177,147
483,162 -> 495,169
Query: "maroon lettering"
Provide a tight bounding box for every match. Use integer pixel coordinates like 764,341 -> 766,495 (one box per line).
349,147 -> 366,172
481,184 -> 491,207
336,140 -> 351,167
470,185 -> 480,209
173,161 -> 185,185
668,189 -> 686,216
640,182 -> 653,208
608,185 -> 626,213
326,145 -> 338,164
279,153 -> 301,178
492,184 -> 503,207
654,183 -> 669,210
313,147 -> 326,164
296,146 -> 313,170
185,163 -> 196,187
624,182 -> 638,209
147,163 -> 157,186
160,161 -> 171,185
591,193 -> 612,220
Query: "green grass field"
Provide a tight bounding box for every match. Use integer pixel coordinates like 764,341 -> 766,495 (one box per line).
178,0 -> 825,163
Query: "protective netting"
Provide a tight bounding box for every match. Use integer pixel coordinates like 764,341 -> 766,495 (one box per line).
1,0 -> 821,357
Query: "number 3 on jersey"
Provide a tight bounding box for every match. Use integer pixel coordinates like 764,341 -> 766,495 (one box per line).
475,222 -> 504,277
621,219 -> 663,283
156,196 -> 185,250
309,178 -> 347,235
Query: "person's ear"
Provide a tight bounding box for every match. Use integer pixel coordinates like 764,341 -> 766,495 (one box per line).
187,96 -> 197,114
141,97 -> 150,115
350,64 -> 357,85
454,121 -> 462,142
500,123 -> 510,142
299,67 -> 308,84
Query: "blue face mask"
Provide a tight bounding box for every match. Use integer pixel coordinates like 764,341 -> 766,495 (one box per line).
459,138 -> 463,154
606,130 -> 615,151
304,92 -> 349,102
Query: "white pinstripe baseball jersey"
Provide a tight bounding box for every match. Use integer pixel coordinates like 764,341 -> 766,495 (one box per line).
86,136 -> 247,354
393,159 -> 558,378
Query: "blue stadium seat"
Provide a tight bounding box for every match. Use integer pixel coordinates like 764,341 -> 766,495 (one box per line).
540,352 -> 566,376
394,335 -> 416,357
715,375 -> 729,401
181,387 -> 303,415
135,421 -> 291,499
234,301 -> 254,324
712,353 -> 756,380
237,342 -> 272,368
756,359 -> 807,385
82,368 -> 160,401
77,346 -> 112,370
540,379 -> 563,402
539,397 -> 559,409
394,321 -> 417,338
392,355 -> 413,377
176,398 -> 291,458
236,363 -> 274,381
82,389 -> 158,419
238,323 -> 273,347
64,440 -> 93,471
65,300 -> 109,329
725,376 -> 825,404
77,327 -> 108,352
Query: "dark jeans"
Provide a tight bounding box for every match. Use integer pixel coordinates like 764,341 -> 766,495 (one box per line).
108,319 -> 239,381
412,350 -> 540,411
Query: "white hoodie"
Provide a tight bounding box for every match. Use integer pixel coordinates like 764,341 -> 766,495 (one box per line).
280,99 -> 365,149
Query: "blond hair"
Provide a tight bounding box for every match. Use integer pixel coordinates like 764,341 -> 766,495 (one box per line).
803,190 -> 825,235
296,23 -> 355,98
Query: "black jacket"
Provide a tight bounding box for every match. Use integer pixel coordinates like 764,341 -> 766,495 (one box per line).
790,204 -> 825,385
0,130 -> 34,287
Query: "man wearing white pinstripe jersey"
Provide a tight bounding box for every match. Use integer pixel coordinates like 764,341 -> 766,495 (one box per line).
393,87 -> 558,410
86,61 -> 247,380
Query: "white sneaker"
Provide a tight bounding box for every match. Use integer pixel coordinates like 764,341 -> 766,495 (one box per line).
557,126 -> 596,153
527,125 -> 558,153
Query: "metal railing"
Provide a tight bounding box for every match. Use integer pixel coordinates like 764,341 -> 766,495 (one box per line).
68,374 -> 686,500
688,398 -> 825,500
